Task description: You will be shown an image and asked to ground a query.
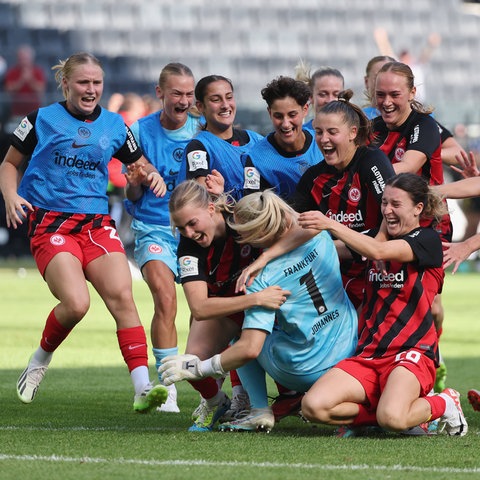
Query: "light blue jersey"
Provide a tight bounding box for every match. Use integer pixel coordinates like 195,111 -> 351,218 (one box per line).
125,111 -> 201,225
18,103 -> 127,214
243,231 -> 358,392
179,128 -> 263,200
243,130 -> 323,199
125,111 -> 201,273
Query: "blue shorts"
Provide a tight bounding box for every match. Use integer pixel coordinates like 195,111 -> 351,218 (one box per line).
257,329 -> 330,392
131,219 -> 179,280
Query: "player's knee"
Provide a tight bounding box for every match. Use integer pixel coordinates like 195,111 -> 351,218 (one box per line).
63,296 -> 90,322
376,407 -> 408,432
301,393 -> 331,423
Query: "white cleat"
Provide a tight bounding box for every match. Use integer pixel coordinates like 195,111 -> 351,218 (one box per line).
438,388 -> 468,436
219,407 -> 274,433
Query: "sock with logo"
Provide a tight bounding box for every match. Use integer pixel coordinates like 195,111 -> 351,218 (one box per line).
40,309 -> 72,353
152,346 -> 178,382
117,326 -> 149,372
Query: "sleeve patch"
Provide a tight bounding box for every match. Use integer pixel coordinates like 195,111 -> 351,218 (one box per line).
179,255 -> 199,278
13,117 -> 33,142
187,150 -> 208,171
243,166 -> 260,189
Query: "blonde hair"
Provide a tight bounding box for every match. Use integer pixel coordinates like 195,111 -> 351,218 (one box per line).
228,190 -> 296,247
158,62 -> 200,118
168,180 -> 233,234
52,52 -> 103,99
294,59 -> 344,92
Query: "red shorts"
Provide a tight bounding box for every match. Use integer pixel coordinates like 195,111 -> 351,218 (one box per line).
30,222 -> 125,276
335,350 -> 436,410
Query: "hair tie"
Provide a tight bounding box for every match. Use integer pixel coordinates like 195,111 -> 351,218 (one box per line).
338,97 -> 347,103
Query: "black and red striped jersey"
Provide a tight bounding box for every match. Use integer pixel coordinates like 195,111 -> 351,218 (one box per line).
177,218 -> 260,298
291,146 -> 395,282
356,227 -> 444,364
292,145 -> 394,230
371,110 -> 452,240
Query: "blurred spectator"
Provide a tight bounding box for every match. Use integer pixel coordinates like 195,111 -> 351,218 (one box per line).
4,45 -> 46,120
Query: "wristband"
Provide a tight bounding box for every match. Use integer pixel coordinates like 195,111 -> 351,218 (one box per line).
200,354 -> 225,378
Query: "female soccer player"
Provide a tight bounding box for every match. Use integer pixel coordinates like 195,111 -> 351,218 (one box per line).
180,75 -> 263,200
0,52 -> 168,412
291,89 -> 395,310
299,173 -> 467,437
167,181 -> 289,431
294,62 -> 344,131
241,76 -> 323,200
124,63 -> 202,413
161,188 -> 358,432
370,61 -> 452,391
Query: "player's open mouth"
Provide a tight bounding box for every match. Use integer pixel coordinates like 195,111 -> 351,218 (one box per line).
322,146 -> 335,154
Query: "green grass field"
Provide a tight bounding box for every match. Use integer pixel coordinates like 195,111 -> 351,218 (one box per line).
1,263 -> 479,480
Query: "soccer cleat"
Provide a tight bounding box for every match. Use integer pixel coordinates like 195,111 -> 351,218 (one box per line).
220,390 -> 250,422
133,384 -> 168,413
16,361 -> 48,404
156,384 -> 180,413
188,392 -> 231,432
335,425 -> 386,437
219,407 -> 275,433
271,392 -> 304,422
335,425 -> 358,438
401,420 -> 438,436
467,389 -> 480,412
434,362 -> 447,393
438,388 -> 468,436
191,396 -> 208,421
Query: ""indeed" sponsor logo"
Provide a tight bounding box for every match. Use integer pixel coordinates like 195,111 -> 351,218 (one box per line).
368,269 -> 404,283
54,151 -> 100,171
326,209 -> 363,224
368,268 -> 405,289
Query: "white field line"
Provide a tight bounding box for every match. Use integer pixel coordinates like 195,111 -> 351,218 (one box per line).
0,454 -> 479,474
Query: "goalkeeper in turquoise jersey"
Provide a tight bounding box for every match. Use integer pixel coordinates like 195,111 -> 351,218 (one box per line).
161,189 -> 358,432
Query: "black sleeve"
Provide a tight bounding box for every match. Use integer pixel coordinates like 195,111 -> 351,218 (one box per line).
243,154 -> 274,196
289,165 -> 321,212
359,147 -> 395,203
184,139 -> 210,179
435,120 -> 453,144
403,227 -> 443,268
177,236 -> 208,284
114,125 -> 143,165
10,111 -> 39,155
406,114 -> 440,159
